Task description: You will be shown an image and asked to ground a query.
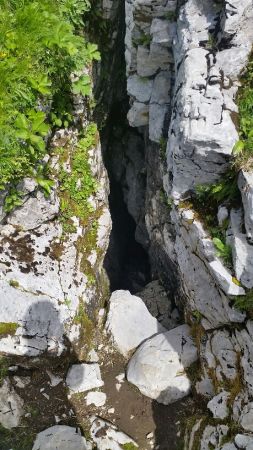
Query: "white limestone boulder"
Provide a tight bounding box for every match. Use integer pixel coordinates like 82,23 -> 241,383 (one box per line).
0,379 -> 24,429
106,290 -> 165,357
32,425 -> 91,450
90,416 -> 138,449
66,364 -> 104,395
127,324 -> 198,404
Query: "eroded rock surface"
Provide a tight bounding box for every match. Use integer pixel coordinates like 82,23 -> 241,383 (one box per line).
127,324 -> 197,404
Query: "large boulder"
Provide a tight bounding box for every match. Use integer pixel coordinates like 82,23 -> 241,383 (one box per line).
105,290 -> 165,357
32,425 -> 91,450
127,324 -> 198,404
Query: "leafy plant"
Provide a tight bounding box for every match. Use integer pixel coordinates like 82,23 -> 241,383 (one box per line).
232,290 -> 253,311
213,237 -> 232,267
233,52 -> 253,170
0,0 -> 100,210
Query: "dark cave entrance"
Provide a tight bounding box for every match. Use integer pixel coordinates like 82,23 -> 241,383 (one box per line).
103,176 -> 151,294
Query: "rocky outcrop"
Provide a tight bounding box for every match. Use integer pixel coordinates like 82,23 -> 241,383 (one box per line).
0,121 -> 111,362
124,0 -> 253,446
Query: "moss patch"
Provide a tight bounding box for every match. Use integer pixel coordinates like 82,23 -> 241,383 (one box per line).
0,322 -> 18,336
73,301 -> 95,357
122,443 -> 138,450
57,123 -> 98,234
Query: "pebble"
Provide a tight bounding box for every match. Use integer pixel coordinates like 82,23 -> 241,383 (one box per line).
108,408 -> 115,414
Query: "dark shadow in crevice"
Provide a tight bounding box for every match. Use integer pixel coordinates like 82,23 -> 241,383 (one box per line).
103,178 -> 151,294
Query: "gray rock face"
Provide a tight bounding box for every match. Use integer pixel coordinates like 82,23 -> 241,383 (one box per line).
7,190 -> 60,231
125,0 -> 176,142
229,208 -> 253,289
240,403 -> 253,433
238,171 -> 253,243
90,416 -> 138,449
0,379 -> 24,429
137,280 -> 179,329
32,425 -> 91,450
106,290 -> 165,357
127,324 -> 197,404
66,364 -> 104,395
0,127 -> 111,360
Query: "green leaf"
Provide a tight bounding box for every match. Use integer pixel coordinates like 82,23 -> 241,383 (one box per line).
232,140 -> 245,155
213,237 -> 225,252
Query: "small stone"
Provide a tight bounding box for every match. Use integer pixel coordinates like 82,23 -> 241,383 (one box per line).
86,391 -> 107,407
42,393 -> 50,400
90,416 -> 138,449
46,370 -> 63,387
108,408 -> 115,414
207,391 -> 230,419
87,349 -> 99,363
147,432 -> 154,439
115,373 -> 125,383
66,364 -> 104,395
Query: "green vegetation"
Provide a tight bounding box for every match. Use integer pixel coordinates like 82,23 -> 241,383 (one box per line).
133,33 -> 152,47
0,0 -> 99,209
0,322 -> 18,336
122,444 -> 138,450
165,11 -> 177,21
232,289 -> 253,311
0,357 -> 8,384
73,301 -> 94,353
233,52 -> 253,170
212,237 -> 232,268
58,123 -> 98,233
0,424 -> 35,450
9,279 -> 20,288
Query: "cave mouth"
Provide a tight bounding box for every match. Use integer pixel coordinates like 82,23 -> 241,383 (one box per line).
103,176 -> 151,294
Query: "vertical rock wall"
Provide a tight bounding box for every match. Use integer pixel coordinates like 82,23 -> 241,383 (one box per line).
125,0 -> 253,447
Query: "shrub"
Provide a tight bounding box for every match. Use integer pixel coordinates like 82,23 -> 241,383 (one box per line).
0,0 -> 99,208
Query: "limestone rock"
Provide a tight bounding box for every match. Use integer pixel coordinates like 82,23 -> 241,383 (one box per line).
90,416 -> 138,449
66,364 -> 104,395
229,208 -> 253,288
127,74 -> 153,102
8,190 -> 59,231
240,403 -> 253,432
238,171 -> 253,243
127,101 -> 149,127
86,391 -> 106,407
32,425 -> 91,450
137,280 -> 179,329
200,424 -> 229,450
195,375 -> 214,398
235,434 -> 253,449
106,290 -> 165,357
127,324 -> 198,404
0,379 -> 24,429
207,391 -> 230,419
